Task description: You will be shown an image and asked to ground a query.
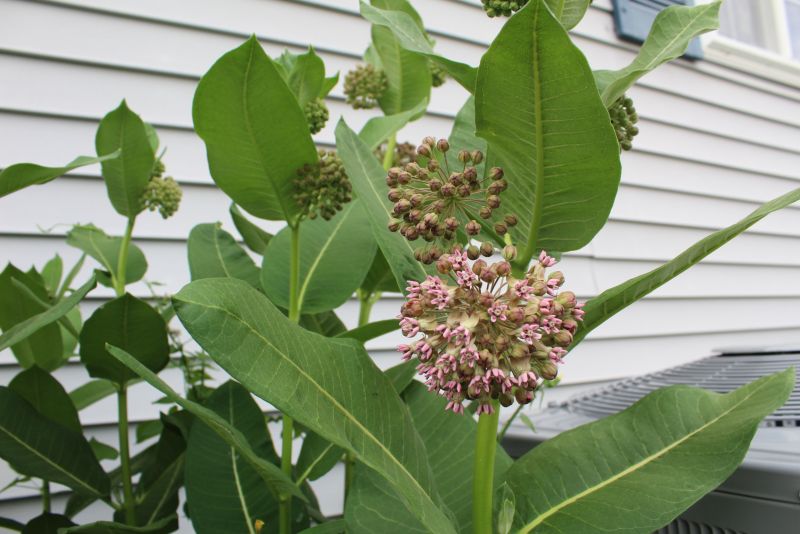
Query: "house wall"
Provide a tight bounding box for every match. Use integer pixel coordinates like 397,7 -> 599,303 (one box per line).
1,0 -> 799,527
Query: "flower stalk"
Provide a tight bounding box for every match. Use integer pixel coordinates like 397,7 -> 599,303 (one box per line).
114,217 -> 136,296
473,404 -> 500,534
118,384 -> 135,525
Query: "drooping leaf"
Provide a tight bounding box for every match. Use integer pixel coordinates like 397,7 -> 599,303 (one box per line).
508,369 -> 795,533
358,99 -> 428,151
230,203 -> 273,254
384,360 -> 417,394
0,153 -> 119,199
595,2 -> 721,107
89,439 -> 119,461
0,386 -> 110,497
336,319 -> 398,344
193,36 -> 317,222
260,201 -> 376,314
288,47 -> 326,107
187,223 -> 261,289
299,310 -> 347,337
69,379 -> 118,411
296,430 -> 343,483
475,0 -> 621,262
545,0 -> 591,30
575,187 -> 800,345
8,366 -> 81,433
360,249 -> 400,294
359,2 -> 477,92
335,120 -> 426,290
21,513 -> 75,534
95,101 -> 155,217
60,515 -> 177,534
105,344 -> 305,501
40,255 -> 63,297
66,225 -> 147,285
172,278 -> 456,534
0,265 -> 63,370
79,294 -> 169,385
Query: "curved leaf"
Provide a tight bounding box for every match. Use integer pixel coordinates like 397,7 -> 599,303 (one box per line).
172,278 -> 456,534
70,379 -> 118,411
230,204 -> 273,255
508,369 -> 795,533
545,0 -> 591,30
476,0 -> 621,262
288,47 -> 326,107
360,249 -> 400,294
9,366 -> 81,433
0,152 -> 119,199
66,225 -> 147,286
296,430 -> 343,484
336,319 -> 398,344
359,99 -> 428,151
188,223 -> 261,289
193,36 -> 317,222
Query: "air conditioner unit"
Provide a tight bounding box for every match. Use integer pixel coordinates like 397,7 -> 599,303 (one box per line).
501,347 -> 800,534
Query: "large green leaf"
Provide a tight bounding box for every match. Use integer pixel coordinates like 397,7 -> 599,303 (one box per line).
230,204 -> 273,255
508,369 -> 795,533
66,225 -> 147,286
358,99 -> 428,152
79,294 -> 169,385
0,153 -> 119,199
444,97 -> 486,185
61,516 -> 177,534
334,120 -> 426,290
193,36 -> 317,222
0,265 -> 62,370
0,386 -> 110,497
95,101 -> 155,217
359,249 -> 400,294
575,187 -> 800,345
188,223 -> 261,289
359,2 -> 477,92
105,344 -> 304,501
260,201 -> 376,314
545,0 -> 591,30
288,47 -> 326,107
346,382 -> 513,533
595,2 -> 721,107
8,366 -> 81,433
0,275 -> 95,355
172,278 -> 456,534
475,0 -> 621,262
21,513 -> 75,534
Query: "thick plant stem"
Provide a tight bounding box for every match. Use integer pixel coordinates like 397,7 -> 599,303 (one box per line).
41,480 -> 50,513
118,385 -> 135,525
473,406 -> 500,534
115,217 -> 136,296
382,133 -> 397,171
280,225 -> 302,534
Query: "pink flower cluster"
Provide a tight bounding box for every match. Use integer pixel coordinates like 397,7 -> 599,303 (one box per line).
397,250 -> 584,415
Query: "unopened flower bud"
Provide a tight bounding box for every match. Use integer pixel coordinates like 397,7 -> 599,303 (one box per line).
502,245 -> 517,261
465,220 -> 481,236
495,261 -> 511,276
504,214 -> 518,227
417,144 -> 431,158
494,222 -> 508,235
422,136 -> 436,146
436,139 -> 450,152
471,150 -> 484,164
487,195 -> 501,209
499,392 -> 514,407
556,290 -> 576,308
479,206 -> 493,219
539,361 -> 558,380
436,257 -> 452,274
467,245 -> 480,260
427,159 -> 440,172
480,241 -> 494,257
489,167 -> 504,180
388,218 -> 402,232
463,167 -> 478,181
554,330 -> 573,347
515,389 -> 534,405
387,189 -> 403,202
458,149 -> 471,163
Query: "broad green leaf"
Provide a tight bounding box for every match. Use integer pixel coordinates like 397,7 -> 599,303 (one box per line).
61,515 -> 177,534
360,2 -> 477,92
296,430 -> 343,483
10,278 -> 78,340
105,344 -> 305,501
288,47 -> 326,106
66,225 -> 147,285
596,2 -> 721,107
136,419 -> 163,444
41,255 -> 63,297
185,381 -> 286,534
384,360 -> 417,394
336,319 -> 398,344
575,187 -> 800,345
508,369 -> 795,533
319,73 -> 340,98
0,265 -> 62,370
545,0 -> 591,30
172,278 -> 456,534
188,223 -> 261,289
0,386 -> 110,497
358,99 -> 428,151
370,20 -> 431,115
260,201 -> 376,314
9,366 -> 81,433
475,0 -> 621,261
89,439 -> 119,461
21,513 -> 75,534
360,249 -> 400,294
335,120 -> 426,290
230,203 -> 273,254
79,294 -> 169,385
346,382 -> 513,533
70,379 -> 118,411
95,101 -> 155,217
299,310 -> 347,337
372,0 -> 424,28
131,420 -> 186,527
444,97 -> 486,183
0,275 -> 95,356
0,153 -> 119,199
193,36 -> 317,222
299,520 -> 346,534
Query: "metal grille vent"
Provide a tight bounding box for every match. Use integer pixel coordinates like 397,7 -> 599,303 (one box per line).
656,517 -> 744,534
562,352 -> 800,427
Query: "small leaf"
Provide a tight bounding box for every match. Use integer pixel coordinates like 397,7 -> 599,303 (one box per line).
360,249 -> 400,294
69,379 -> 118,411
95,100 -> 155,217
336,319 -> 398,344
21,513 -> 75,534
41,255 -> 63,297
60,515 -> 177,534
230,203 -> 273,254
0,153 -> 119,199
135,419 -> 163,444
288,47 -> 326,106
596,2 -> 721,107
299,310 -> 348,337
545,0 -> 591,30
260,201 -> 376,315
495,483 -> 515,534
319,73 -> 340,98
508,369 -> 795,533
89,439 -> 119,462
297,430 -> 343,483
193,36 -> 317,222
358,99 -> 428,151
384,360 -> 417,394
188,223 -> 261,289
9,366 -> 81,433
66,225 -> 147,285
79,294 -> 169,385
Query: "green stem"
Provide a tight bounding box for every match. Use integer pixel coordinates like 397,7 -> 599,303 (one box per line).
41,480 -> 51,513
473,404 -> 500,534
118,385 -> 135,525
115,217 -> 136,296
382,133 -> 397,171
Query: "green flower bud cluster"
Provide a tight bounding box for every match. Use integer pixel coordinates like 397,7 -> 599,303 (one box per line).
610,94 -> 639,151
344,64 -> 388,110
430,61 -> 447,88
140,160 -> 182,219
386,136 -> 518,264
481,0 -> 529,17
294,149 -> 353,220
304,98 -> 329,134
375,141 -> 417,168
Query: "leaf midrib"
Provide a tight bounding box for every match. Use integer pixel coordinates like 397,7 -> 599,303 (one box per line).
228,389 -> 256,534
296,205 -> 352,310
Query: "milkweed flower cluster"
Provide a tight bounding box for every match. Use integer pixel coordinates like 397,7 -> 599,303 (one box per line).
293,149 -> 352,220
397,250 -> 584,415
343,64 -> 388,109
140,160 -> 182,219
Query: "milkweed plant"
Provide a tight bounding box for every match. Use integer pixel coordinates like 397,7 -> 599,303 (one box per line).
0,1 -> 797,533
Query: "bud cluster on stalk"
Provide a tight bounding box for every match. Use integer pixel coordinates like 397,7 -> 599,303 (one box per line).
481,0 -> 529,17
293,149 -> 352,220
344,64 -> 388,110
386,136 -> 518,264
430,61 -> 447,87
140,159 -> 182,219
304,98 -> 330,134
610,94 -> 639,151
375,141 -> 417,168
397,250 -> 584,415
